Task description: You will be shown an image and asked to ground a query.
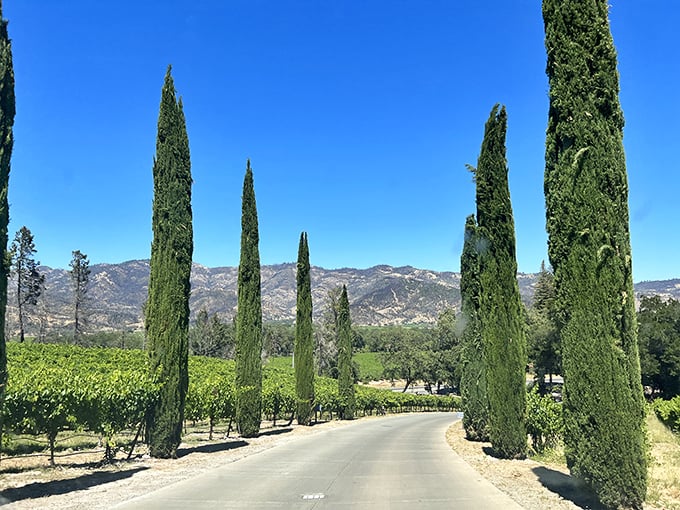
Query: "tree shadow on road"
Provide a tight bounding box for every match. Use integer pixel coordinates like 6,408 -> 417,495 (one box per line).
0,466 -> 148,505
177,440 -> 248,457
532,466 -> 604,509
258,427 -> 293,438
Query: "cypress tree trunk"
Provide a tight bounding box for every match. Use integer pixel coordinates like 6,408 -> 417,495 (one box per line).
543,1 -> 647,507
475,104 -> 527,459
145,66 -> 193,459
337,285 -> 355,420
235,160 -> 263,438
459,214 -> 489,441
0,1 -> 15,435
294,232 -> 314,425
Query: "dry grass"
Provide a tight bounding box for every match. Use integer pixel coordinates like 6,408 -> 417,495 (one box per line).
446,410 -> 680,510
646,411 -> 680,510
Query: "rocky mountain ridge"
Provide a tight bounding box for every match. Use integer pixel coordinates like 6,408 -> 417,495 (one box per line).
5,260 -> 678,334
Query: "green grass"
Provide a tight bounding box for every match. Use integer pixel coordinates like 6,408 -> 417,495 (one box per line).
266,353 -> 385,382
264,356 -> 293,371
354,352 -> 385,382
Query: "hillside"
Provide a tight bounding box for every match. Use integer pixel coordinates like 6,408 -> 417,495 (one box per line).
4,260 -> 676,334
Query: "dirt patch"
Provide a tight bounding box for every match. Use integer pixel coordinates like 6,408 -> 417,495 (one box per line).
444,421 -> 605,510
444,420 -> 674,510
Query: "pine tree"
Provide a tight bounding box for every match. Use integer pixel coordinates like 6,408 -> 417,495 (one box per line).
527,261 -> 560,394
69,249 -> 90,344
235,160 -> 262,438
475,104 -> 527,459
0,0 -> 15,434
459,214 -> 489,441
543,1 -> 647,506
294,232 -> 314,425
10,227 -> 44,343
337,285 -> 355,420
145,66 -> 193,458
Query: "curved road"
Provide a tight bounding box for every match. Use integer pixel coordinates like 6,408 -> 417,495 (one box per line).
116,413 -> 524,509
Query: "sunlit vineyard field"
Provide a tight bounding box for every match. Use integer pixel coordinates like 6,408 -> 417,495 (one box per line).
1,343 -> 459,463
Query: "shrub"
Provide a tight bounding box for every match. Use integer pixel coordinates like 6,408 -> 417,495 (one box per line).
526,385 -> 563,453
653,396 -> 680,433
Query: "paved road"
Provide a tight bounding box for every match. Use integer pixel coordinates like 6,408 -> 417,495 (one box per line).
117,413 -> 524,509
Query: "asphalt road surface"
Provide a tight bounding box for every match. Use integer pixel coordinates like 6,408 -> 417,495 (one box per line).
116,413 -> 524,509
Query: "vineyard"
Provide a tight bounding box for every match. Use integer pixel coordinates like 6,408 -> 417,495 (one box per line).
1,343 -> 460,463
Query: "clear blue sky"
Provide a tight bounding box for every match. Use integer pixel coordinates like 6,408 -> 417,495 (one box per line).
3,1 -> 679,282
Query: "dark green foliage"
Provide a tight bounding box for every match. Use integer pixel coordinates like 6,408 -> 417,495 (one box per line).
145,66 -> 193,458
653,396 -> 680,433
379,326 -> 431,392
262,322 -> 295,358
316,286 -> 342,376
337,285 -> 355,420
475,105 -> 526,459
637,296 -> 680,398
543,1 -> 647,506
429,309 -> 462,391
459,214 -> 490,442
295,232 -> 314,425
0,1 -> 15,438
527,261 -> 560,394
189,309 -> 234,358
10,227 -> 44,343
526,385 -> 563,454
235,161 -> 263,438
69,250 -> 90,344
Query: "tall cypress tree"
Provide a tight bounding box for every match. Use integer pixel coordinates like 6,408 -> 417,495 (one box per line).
145,66 -> 193,459
294,232 -> 314,425
0,0 -> 15,433
235,160 -> 263,438
543,1 -> 647,507
475,104 -> 526,459
459,214 -> 489,441
337,285 -> 355,420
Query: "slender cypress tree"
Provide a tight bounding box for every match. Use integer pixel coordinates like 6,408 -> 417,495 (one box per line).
475,104 -> 526,459
235,160 -> 263,438
543,1 -> 647,507
294,232 -> 314,425
145,66 -> 193,459
459,214 -> 489,441
0,0 -> 14,432
337,285 -> 355,420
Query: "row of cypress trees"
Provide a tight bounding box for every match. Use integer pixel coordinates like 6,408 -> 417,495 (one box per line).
460,105 -> 527,459
235,168 -> 356,433
146,70 -> 358,449
460,1 -> 648,507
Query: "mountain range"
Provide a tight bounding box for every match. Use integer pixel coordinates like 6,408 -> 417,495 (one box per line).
5,260 -> 679,334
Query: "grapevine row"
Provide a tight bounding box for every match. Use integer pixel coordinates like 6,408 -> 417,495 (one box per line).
2,343 -> 460,461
